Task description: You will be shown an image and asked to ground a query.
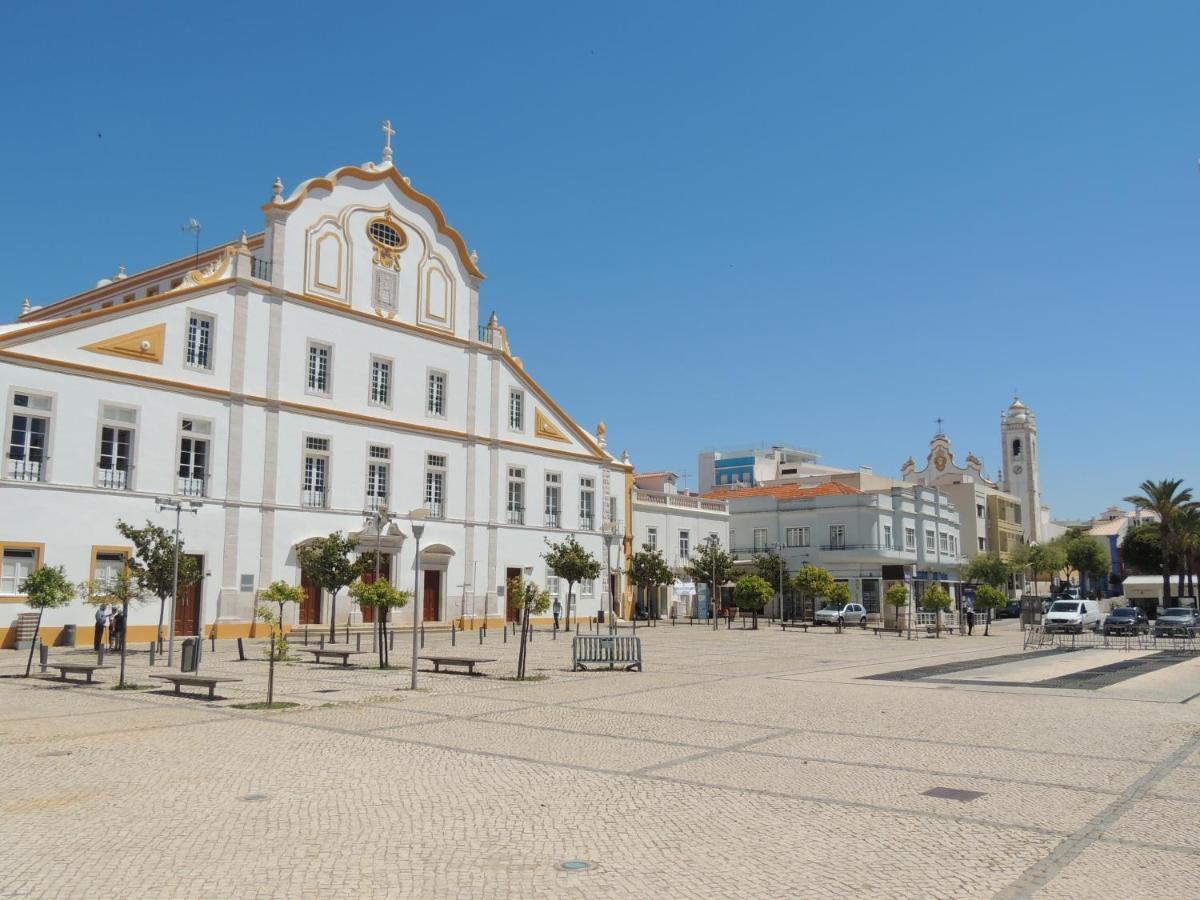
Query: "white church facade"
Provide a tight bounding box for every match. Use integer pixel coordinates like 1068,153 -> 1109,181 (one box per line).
0,130 -> 632,648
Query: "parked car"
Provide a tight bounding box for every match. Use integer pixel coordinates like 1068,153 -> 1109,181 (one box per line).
1154,607 -> 1199,637
995,599 -> 1022,619
814,603 -> 868,627
1043,599 -> 1102,634
1057,586 -> 1082,601
1103,607 -> 1149,636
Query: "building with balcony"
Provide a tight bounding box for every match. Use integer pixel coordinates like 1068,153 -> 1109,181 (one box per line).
629,472 -> 729,617
698,445 -> 850,492
705,480 -> 965,620
0,131 -> 631,648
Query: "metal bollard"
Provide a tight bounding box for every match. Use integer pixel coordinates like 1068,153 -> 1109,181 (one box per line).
345,622 -> 349,644
98,645 -> 105,665
389,631 -> 395,652
451,623 -> 456,647
503,624 -> 507,644
149,642 -> 156,667
319,635 -> 325,649
304,629 -> 309,646
356,633 -> 362,652
553,623 -> 557,640
39,642 -> 49,674
420,623 -> 425,648
479,626 -> 483,645
237,637 -> 245,661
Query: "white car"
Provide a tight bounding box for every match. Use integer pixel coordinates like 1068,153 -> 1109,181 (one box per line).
1043,599 -> 1102,634
814,603 -> 868,627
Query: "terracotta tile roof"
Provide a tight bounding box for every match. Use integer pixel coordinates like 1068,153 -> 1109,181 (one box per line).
702,482 -> 861,501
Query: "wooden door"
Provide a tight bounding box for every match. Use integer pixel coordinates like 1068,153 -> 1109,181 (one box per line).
174,554 -> 203,636
300,570 -> 321,626
423,570 -> 440,622
506,567 -> 522,622
359,569 -> 378,623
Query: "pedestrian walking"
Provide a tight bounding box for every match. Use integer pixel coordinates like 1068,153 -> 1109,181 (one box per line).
94,605 -> 108,652
111,608 -> 125,651
552,597 -> 562,631
966,607 -> 976,636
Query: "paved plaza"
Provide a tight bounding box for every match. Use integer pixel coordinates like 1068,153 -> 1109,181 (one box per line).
2,620 -> 1199,898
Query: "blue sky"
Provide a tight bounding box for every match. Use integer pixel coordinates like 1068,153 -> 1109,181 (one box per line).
2,1 -> 1198,518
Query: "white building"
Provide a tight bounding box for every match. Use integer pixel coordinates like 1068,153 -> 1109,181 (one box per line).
698,445 -> 848,493
706,480 -> 965,620
0,130 -> 631,649
629,471 -> 729,617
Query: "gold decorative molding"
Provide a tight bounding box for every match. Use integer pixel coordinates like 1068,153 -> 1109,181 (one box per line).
81,323 -> 166,364
534,409 -> 570,443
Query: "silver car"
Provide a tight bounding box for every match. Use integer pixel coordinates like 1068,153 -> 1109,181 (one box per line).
814,603 -> 868,627
1154,607 -> 1199,637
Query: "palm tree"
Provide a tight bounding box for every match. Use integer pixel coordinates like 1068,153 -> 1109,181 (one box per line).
1174,506 -> 1200,600
1124,479 -> 1193,606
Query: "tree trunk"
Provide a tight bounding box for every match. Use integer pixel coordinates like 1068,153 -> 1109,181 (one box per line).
565,583 -> 574,632
156,596 -> 166,651
329,589 -> 337,644
516,603 -> 529,680
984,609 -> 992,636
267,639 -> 276,705
24,610 -> 43,678
119,599 -> 130,687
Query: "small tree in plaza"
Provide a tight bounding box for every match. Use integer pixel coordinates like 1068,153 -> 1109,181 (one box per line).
733,575 -> 773,629
349,578 -> 410,668
753,550 -> 789,619
19,565 -> 74,678
80,567 -> 147,688
685,536 -> 734,623
542,536 -> 600,631
296,532 -> 364,643
256,581 -> 303,706
920,583 -> 953,638
628,544 -> 674,620
791,565 -> 836,621
1060,528 -> 1110,597
117,519 -> 200,650
508,575 -> 551,681
826,581 -> 853,632
885,583 -> 910,631
973,585 -> 1006,636
963,552 -> 1012,593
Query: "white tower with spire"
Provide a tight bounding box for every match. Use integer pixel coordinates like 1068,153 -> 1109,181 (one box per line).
1000,396 -> 1042,544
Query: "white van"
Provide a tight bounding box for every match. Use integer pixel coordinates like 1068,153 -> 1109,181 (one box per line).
1043,599 -> 1102,634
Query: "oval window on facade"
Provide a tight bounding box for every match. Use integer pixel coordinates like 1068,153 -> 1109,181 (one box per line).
368,219 -> 406,250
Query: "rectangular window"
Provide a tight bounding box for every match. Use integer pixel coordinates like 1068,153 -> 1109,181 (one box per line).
753,528 -> 768,551
93,550 -> 128,590
883,524 -> 893,549
978,537 -> 986,551
1013,505 -> 1022,524
905,527 -> 916,550
372,267 -> 397,311
508,390 -> 525,431
303,436 -> 330,508
579,477 -> 595,530
177,418 -> 211,497
7,391 -> 51,482
679,530 -> 690,560
976,504 -> 984,518
828,524 -> 846,549
425,453 -> 446,519
544,472 -> 561,528
1,546 -> 39,594
926,529 -> 936,552
647,527 -> 658,551
369,357 -> 392,407
185,313 -> 213,370
939,532 -> 949,554
366,444 -> 390,512
581,578 -> 594,598
786,526 -> 809,548
97,404 -> 137,490
546,575 -> 560,598
307,342 -> 331,395
506,465 -> 525,525
427,371 -> 446,417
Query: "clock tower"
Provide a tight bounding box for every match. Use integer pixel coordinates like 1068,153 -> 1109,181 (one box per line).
1000,396 -> 1042,544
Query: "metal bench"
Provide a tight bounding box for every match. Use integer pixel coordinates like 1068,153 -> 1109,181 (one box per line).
873,626 -> 904,637
572,635 -> 642,672
779,622 -> 810,633
419,655 -> 495,675
298,648 -> 366,667
151,674 -> 242,700
48,664 -> 110,684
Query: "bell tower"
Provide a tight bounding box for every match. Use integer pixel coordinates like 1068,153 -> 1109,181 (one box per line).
1000,396 -> 1041,544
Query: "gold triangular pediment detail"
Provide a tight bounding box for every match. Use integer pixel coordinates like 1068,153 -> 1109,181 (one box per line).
534,408 -> 570,443
81,323 -> 165,364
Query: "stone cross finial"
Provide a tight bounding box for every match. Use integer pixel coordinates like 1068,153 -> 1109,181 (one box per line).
21,297 -> 31,315
381,119 -> 395,165
272,177 -> 283,202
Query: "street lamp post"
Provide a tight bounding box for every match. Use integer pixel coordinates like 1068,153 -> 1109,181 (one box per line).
602,527 -> 614,634
156,497 -> 201,668
409,508 -> 429,691
362,505 -> 400,664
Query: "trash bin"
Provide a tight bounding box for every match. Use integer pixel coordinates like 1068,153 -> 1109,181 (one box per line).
60,624 -> 77,647
596,610 -> 605,624
181,637 -> 201,673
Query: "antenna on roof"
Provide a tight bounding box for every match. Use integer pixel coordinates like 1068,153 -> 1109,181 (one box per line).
181,218 -> 202,267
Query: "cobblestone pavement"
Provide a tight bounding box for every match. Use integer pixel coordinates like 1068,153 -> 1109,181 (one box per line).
2,620 -> 1199,898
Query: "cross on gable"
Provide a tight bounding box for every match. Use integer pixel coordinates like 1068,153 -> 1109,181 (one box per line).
381,119 -> 395,151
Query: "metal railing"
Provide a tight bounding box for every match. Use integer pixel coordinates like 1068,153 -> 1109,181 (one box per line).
545,511 -> 560,528
177,475 -> 207,498
579,515 -> 595,530
250,257 -> 272,281
365,493 -> 388,513
426,501 -> 445,519
477,324 -> 493,342
302,489 -> 327,508
96,467 -> 129,490
506,506 -> 524,526
819,543 -> 898,552
7,459 -> 43,482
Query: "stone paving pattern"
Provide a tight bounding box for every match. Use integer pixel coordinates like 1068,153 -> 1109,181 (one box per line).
2,619 -> 1198,898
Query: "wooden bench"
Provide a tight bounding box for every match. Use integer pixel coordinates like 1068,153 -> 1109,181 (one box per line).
779,622 -> 810,633
924,625 -> 957,636
572,635 -> 642,672
873,627 -> 904,637
298,648 -> 366,667
151,674 -> 242,700
419,655 -> 495,675
48,664 -> 110,684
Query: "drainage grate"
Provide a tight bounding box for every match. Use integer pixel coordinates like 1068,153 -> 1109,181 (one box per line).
559,860 -> 593,872
312,689 -> 340,694
923,787 -> 985,802
240,793 -> 269,802
39,750 -> 72,758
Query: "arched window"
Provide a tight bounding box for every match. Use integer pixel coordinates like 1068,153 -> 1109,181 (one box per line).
1012,438 -> 1022,458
